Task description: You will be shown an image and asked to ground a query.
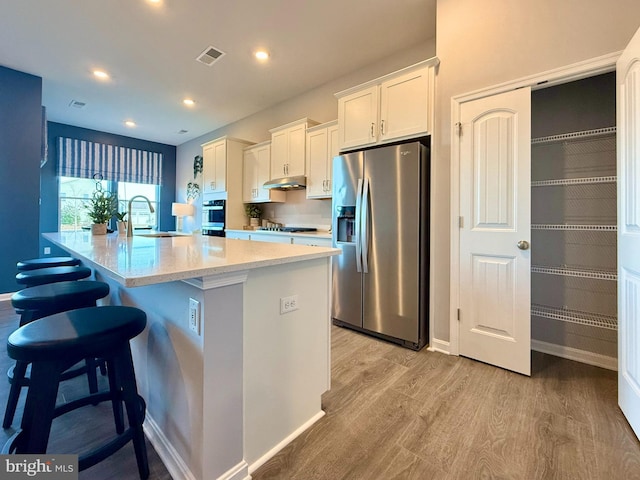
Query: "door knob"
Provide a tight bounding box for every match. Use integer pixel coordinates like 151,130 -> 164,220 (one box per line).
517,240 -> 530,250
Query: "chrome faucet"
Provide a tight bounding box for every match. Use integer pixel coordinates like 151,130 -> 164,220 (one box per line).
126,195 -> 155,237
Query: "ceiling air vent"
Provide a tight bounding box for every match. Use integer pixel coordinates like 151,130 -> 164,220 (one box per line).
196,46 -> 225,66
69,100 -> 86,109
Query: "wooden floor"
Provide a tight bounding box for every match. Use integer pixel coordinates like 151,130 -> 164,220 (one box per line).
253,325 -> 640,480
1,299 -> 639,480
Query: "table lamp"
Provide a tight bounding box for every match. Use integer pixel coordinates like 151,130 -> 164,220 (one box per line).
172,202 -> 194,232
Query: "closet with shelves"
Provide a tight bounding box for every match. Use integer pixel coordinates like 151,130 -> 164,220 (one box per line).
530,73 -> 617,363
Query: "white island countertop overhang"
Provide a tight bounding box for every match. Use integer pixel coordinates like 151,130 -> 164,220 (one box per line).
44,231 -> 339,480
43,231 -> 338,287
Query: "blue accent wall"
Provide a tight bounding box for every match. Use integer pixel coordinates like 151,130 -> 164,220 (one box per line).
42,123 -> 177,255
0,66 -> 42,294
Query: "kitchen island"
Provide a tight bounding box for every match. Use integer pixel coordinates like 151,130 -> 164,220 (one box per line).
43,231 -> 340,480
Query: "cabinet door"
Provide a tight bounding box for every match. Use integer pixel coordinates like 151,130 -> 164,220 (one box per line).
293,236 -> 332,247
203,140 -> 226,193
379,67 -> 429,142
249,233 -> 293,244
326,123 -> 339,195
243,148 -> 258,203
212,141 -> 227,192
254,145 -> 272,202
270,129 -> 288,178
337,85 -> 379,150
306,128 -> 329,198
287,123 -> 307,177
226,231 -> 251,240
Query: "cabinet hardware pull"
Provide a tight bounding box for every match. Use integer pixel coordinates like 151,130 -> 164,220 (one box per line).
371,123 -> 375,137
381,120 -> 385,135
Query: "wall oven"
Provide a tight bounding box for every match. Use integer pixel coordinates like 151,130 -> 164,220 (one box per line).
202,199 -> 226,236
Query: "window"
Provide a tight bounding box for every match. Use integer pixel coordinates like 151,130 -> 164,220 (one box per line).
116,182 -> 159,230
58,177 -> 159,232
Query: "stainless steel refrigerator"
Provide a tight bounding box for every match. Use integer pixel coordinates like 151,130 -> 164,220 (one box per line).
331,141 -> 429,350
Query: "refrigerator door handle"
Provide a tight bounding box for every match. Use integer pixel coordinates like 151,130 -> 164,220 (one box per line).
355,178 -> 364,273
361,177 -> 370,274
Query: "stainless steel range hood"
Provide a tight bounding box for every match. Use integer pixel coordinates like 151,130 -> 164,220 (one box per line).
263,175 -> 306,190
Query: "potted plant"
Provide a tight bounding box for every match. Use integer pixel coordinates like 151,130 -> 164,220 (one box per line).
85,189 -> 117,235
115,211 -> 128,235
244,204 -> 262,228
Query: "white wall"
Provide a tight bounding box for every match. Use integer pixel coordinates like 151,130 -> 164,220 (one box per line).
175,39 -> 436,232
433,0 -> 640,342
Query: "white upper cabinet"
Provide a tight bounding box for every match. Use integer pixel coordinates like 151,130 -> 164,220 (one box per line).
201,136 -> 252,196
335,57 -> 439,151
243,142 -> 285,204
269,118 -> 319,179
202,139 -> 227,193
306,120 -> 338,199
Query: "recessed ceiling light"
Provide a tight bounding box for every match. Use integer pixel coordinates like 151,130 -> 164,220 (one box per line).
93,70 -> 109,80
255,50 -> 269,61
183,98 -> 195,106
147,0 -> 161,4
124,120 -> 136,128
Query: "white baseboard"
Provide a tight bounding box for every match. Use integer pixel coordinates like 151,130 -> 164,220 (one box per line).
428,338 -> 451,355
144,414 -> 251,480
248,410 -> 325,474
143,415 -> 197,480
532,339 -> 617,371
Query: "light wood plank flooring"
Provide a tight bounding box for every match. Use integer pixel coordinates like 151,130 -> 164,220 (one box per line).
1,299 -> 639,479
253,325 -> 640,480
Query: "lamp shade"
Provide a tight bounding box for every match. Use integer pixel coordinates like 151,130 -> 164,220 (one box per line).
171,202 -> 194,217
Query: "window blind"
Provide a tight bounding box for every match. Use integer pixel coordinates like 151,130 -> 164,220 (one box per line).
57,137 -> 163,185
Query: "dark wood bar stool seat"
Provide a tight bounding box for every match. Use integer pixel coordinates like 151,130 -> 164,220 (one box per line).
16,265 -> 92,287
4,281 -> 110,429
17,256 -> 81,272
2,306 -> 149,479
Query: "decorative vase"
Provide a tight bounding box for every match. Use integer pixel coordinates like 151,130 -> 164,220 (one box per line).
91,223 -> 108,235
250,218 -> 260,227
117,221 -> 127,235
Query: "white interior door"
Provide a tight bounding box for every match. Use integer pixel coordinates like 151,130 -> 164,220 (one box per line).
458,88 -> 532,376
617,26 -> 640,441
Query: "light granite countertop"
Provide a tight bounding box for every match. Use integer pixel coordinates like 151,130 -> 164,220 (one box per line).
44,231 -> 339,288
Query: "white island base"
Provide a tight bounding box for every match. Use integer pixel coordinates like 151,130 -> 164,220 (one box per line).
44,232 -> 336,480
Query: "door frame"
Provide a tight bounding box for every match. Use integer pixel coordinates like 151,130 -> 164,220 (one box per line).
449,51 -> 620,356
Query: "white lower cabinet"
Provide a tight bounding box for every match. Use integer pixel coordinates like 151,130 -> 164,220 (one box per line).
225,231 -> 331,246
292,237 -> 332,247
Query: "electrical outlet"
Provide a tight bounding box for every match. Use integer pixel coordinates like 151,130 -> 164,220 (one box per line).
189,298 -> 200,334
280,295 -> 299,314
44,247 -> 51,255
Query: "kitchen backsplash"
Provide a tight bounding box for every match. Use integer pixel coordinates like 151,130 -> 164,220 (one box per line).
264,190 -> 332,230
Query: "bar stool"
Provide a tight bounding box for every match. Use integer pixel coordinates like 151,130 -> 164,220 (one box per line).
16,265 -> 92,288
2,306 -> 149,479
17,256 -> 81,272
4,281 -> 110,428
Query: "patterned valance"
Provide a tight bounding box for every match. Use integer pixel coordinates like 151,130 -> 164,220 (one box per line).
57,137 -> 163,185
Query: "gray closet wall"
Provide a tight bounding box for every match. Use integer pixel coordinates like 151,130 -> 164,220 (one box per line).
531,73 -> 617,359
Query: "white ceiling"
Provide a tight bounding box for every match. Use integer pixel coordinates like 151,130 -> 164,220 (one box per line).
0,0 -> 436,146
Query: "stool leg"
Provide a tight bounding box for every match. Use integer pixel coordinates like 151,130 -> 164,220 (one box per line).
116,346 -> 149,480
17,361 -> 61,453
85,357 -> 99,394
106,358 -> 125,434
3,361 -> 28,429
